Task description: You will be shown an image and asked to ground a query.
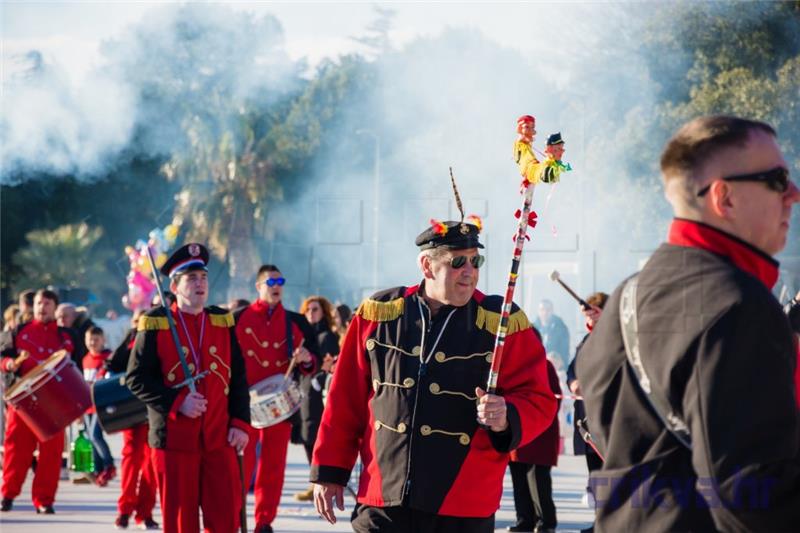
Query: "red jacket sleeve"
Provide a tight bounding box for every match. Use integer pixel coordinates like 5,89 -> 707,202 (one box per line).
310,314 -> 376,485
496,326 -> 559,451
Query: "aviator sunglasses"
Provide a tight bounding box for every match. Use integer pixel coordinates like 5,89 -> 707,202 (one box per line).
264,277 -> 285,287
697,166 -> 790,197
447,255 -> 485,269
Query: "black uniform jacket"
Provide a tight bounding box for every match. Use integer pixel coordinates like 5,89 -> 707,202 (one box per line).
577,219 -> 800,532
311,284 -> 558,517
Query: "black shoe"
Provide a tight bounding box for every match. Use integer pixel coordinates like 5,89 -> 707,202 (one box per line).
255,525 -> 273,533
115,514 -> 130,529
507,525 -> 534,532
0,498 -> 12,512
36,504 -> 55,514
138,518 -> 160,530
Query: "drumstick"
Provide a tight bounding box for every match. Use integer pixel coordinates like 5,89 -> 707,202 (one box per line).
13,350 -> 30,368
549,270 -> 590,310
283,339 -> 305,380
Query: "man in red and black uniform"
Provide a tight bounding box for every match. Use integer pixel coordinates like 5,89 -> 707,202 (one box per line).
233,264 -> 320,533
311,220 -> 558,532
577,116 -> 800,531
1,289 -> 74,514
107,309 -> 159,530
127,243 -> 250,533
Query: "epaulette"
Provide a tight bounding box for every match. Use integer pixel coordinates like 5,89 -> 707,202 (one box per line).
137,315 -> 169,331
356,287 -> 407,322
207,305 -> 234,328
475,296 -> 531,336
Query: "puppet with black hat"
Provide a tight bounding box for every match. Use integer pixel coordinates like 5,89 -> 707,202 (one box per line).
126,243 -> 251,533
310,172 -> 557,532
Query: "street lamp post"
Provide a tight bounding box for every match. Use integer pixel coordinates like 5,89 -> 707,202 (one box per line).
356,129 -> 380,291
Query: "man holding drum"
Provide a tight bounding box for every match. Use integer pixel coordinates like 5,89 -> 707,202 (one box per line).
311,219 -> 557,532
1,288 -> 74,514
233,264 -> 320,533
127,243 -> 250,533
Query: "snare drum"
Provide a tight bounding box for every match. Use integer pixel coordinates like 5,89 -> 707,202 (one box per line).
3,350 -> 92,441
92,373 -> 148,433
249,374 -> 303,428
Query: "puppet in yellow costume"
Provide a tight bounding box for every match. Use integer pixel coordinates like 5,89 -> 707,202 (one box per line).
513,115 -> 571,186
513,115 -> 542,186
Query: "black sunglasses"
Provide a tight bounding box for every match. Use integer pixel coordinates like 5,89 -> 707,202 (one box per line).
697,166 -> 790,197
448,255 -> 485,269
264,277 -> 285,287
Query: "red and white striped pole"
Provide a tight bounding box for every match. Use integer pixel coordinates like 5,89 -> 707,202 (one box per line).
486,181 -> 536,394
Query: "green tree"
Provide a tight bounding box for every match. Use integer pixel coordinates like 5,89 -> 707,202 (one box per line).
589,1 -> 800,252
11,223 -> 117,296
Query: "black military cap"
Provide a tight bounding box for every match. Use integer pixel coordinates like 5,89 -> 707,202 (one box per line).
160,243 -> 210,278
546,132 -> 564,146
415,220 -> 484,251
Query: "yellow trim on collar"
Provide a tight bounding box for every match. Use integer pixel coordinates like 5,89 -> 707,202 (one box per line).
475,306 -> 530,336
357,297 -> 405,322
209,312 -> 234,328
137,316 -> 169,331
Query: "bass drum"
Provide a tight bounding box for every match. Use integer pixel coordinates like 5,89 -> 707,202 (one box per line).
92,373 -> 148,433
4,350 -> 91,441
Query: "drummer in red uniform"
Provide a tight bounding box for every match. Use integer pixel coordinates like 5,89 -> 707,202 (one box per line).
127,243 -> 250,533
1,288 -> 75,514
233,264 -> 321,533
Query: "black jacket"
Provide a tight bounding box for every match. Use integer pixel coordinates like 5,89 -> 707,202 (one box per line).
577,242 -> 800,532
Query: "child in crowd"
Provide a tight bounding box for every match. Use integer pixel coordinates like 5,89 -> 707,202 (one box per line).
82,326 -> 116,486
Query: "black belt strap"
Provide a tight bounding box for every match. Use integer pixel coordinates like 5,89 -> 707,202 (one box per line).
620,275 -> 692,449
285,312 -> 294,362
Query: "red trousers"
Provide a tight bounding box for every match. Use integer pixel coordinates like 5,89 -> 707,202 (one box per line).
243,421 -> 292,527
1,407 -> 63,507
151,446 -> 242,533
118,424 -> 157,521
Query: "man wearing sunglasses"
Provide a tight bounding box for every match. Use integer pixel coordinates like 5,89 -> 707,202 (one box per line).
311,218 -> 558,532
577,115 -> 800,532
233,264 -> 321,533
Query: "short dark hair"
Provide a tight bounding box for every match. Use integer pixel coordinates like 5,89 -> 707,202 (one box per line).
35,289 -> 59,306
87,326 -> 104,336
256,264 -> 281,282
19,289 -> 35,306
660,115 -> 775,181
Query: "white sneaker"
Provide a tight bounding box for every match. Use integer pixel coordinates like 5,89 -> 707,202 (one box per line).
581,489 -> 596,509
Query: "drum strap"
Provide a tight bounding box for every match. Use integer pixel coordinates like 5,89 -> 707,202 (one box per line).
619,275 -> 692,449
285,313 -> 294,364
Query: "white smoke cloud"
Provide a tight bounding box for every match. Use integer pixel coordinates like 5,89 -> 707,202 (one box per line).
1,51 -> 136,181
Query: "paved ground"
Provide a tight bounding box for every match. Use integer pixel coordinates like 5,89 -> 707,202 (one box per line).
0,432 -> 594,532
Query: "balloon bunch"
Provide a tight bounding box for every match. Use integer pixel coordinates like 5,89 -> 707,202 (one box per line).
121,222 -> 181,311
